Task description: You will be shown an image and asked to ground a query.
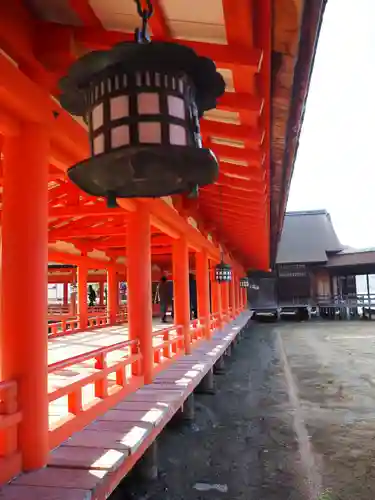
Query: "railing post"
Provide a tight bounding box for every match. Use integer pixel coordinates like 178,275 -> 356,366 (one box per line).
107,265 -> 118,325
1,124 -> 49,470
78,262 -> 88,329
127,204 -> 153,384
196,250 -> 210,339
173,236 -> 191,354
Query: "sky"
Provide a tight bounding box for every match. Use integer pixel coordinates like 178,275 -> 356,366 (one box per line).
287,0 -> 375,249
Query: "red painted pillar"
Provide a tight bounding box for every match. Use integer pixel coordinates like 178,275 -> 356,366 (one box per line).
243,287 -> 248,309
63,282 -> 69,306
173,237 -> 191,354
196,249 -> 210,339
78,263 -> 88,329
1,124 -> 49,470
107,266 -> 118,325
229,276 -> 236,318
221,282 -> 230,322
211,269 -> 223,329
98,281 -> 104,306
127,205 -> 153,384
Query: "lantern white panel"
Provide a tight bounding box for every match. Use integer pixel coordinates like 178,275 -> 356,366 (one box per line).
167,96 -> 185,119
93,134 -> 104,155
92,103 -> 104,130
111,125 -> 130,148
137,93 -> 160,115
110,95 -> 129,120
139,122 -> 161,144
169,124 -> 186,146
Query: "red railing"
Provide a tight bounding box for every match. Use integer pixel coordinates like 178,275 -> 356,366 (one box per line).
48,338 -> 142,448
47,305 -> 128,338
152,324 -> 185,365
0,308 -> 244,484
0,380 -> 22,485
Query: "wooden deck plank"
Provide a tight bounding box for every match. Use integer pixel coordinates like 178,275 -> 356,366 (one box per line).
63,430 -> 136,451
86,420 -> 152,437
12,467 -> 106,489
96,407 -> 167,426
0,485 -> 91,500
49,446 -> 128,471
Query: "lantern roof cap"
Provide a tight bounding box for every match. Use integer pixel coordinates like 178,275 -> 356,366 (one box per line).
59,41 -> 225,117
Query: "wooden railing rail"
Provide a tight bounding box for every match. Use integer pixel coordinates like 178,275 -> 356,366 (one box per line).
0,380 -> 22,485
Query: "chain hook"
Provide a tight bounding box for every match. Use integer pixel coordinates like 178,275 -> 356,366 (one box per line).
134,0 -> 154,43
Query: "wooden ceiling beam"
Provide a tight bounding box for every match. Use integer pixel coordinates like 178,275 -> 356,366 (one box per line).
68,0 -> 102,27
217,92 -> 263,114
70,26 -> 262,70
209,142 -> 263,164
48,205 -> 126,219
201,121 -> 263,145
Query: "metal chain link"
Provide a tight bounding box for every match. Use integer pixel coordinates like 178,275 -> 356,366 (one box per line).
134,0 -> 154,43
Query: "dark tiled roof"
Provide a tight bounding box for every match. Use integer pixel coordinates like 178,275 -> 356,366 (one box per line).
326,249 -> 375,267
276,210 -> 343,264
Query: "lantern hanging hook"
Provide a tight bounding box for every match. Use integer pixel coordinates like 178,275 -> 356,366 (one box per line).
134,0 -> 154,43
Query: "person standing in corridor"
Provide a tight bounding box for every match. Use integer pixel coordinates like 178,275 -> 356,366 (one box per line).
156,276 -> 169,323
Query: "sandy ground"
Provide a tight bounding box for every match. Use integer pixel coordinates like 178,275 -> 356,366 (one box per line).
111,320 -> 375,500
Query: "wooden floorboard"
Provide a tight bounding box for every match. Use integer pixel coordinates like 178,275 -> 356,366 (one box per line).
0,312 -> 251,500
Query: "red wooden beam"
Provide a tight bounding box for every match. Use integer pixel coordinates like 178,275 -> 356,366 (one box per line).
49,205 -> 126,219
209,142 -> 263,164
68,0 -> 102,27
143,0 -> 171,39
71,26 -> 262,70
201,121 -> 262,145
49,226 -> 126,240
218,92 -> 262,114
219,163 -> 265,180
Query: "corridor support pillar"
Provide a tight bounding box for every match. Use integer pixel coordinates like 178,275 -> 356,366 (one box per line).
107,265 -> 118,325
221,282 -> 230,322
78,263 -> 88,329
196,249 -> 210,339
127,204 -> 153,384
211,268 -> 223,329
230,276 -> 236,318
98,282 -> 104,306
1,124 -> 49,470
173,237 -> 191,354
63,282 -> 69,306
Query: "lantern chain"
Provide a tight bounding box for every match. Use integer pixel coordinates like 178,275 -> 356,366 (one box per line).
134,0 -> 154,43
219,184 -> 224,262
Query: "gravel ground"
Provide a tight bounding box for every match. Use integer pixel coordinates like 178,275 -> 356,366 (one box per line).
111,320 -> 375,500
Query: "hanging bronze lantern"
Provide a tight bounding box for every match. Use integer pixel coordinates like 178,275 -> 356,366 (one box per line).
58,3 -> 225,203
215,261 -> 232,283
240,277 -> 249,288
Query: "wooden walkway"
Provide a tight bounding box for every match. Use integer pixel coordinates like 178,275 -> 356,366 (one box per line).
0,312 -> 251,500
